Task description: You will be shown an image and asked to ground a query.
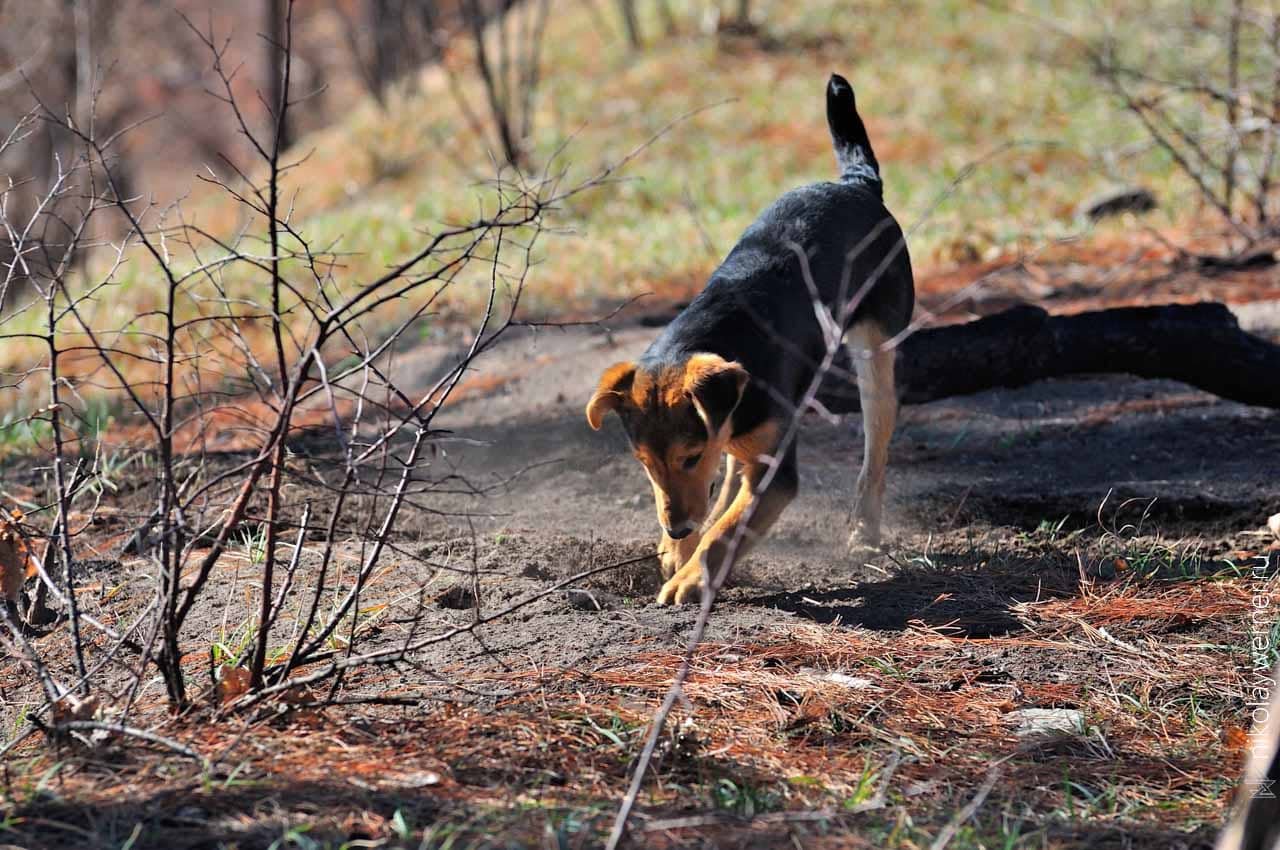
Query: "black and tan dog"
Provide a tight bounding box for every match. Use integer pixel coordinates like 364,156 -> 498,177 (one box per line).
586,74 -> 914,604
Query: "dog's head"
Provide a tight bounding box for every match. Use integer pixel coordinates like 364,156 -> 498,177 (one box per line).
586,354 -> 748,538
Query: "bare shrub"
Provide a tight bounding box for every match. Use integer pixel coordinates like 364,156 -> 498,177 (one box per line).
330,0 -> 444,108
1090,2 -> 1280,260
0,0 -> 642,757
450,0 -> 552,170
617,0 -> 643,48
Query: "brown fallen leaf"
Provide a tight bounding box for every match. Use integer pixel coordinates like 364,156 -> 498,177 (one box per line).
1224,724 -> 1250,757
0,511 -> 39,605
52,693 -> 100,724
216,664 -> 252,703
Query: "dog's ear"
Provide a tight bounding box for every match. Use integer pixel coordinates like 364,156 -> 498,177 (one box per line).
684,354 -> 748,436
586,362 -> 637,430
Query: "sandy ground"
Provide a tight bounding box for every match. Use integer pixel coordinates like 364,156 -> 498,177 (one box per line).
353,304 -> 1280,672
419,307 -> 1280,543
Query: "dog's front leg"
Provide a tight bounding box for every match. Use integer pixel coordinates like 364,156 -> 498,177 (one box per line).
657,449 -> 797,605
657,530 -> 700,580
657,455 -> 738,579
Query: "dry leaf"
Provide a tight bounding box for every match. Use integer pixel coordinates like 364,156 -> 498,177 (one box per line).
0,512 -> 39,604
216,664 -> 252,703
52,693 -> 100,723
1225,724 -> 1250,756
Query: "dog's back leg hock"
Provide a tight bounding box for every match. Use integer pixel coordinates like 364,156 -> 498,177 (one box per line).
848,321 -> 897,548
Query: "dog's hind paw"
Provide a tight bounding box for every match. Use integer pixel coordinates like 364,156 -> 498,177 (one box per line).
846,525 -> 883,554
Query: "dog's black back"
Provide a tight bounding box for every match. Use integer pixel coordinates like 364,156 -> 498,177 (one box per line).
640,74 -> 914,438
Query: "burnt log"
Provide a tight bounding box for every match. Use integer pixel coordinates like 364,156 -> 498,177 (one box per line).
816,302 -> 1280,412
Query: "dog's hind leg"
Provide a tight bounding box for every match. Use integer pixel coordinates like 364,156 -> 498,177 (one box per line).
847,321 -> 897,549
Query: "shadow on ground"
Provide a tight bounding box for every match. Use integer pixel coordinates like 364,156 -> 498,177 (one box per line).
745,551 -> 1081,637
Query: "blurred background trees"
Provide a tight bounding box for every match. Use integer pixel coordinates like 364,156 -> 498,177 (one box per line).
8,0 -> 1273,319
0,0 -> 760,219
1088,0 -> 1280,261
0,0 -> 447,221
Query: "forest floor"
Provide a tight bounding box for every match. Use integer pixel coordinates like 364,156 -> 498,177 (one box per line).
5,0 -> 1280,845
3,251 -> 1279,850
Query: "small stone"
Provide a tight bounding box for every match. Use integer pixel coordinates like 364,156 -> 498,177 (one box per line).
799,666 -> 877,689
1007,708 -> 1085,737
391,770 -> 440,788
824,672 -> 875,690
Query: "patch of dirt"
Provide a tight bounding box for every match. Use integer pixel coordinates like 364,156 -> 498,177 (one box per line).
399,300 -> 1280,554
3,296 -> 1278,849
277,302 -> 1275,754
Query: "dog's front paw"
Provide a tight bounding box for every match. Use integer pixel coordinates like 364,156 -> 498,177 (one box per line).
656,563 -> 704,605
657,533 -> 700,579
657,538 -> 682,580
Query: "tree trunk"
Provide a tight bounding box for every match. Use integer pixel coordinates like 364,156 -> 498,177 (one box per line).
264,0 -> 291,151
368,0 -> 398,103
617,0 -> 641,49
815,302 -> 1280,413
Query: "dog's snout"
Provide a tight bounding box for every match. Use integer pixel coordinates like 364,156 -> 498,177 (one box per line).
665,522 -> 696,540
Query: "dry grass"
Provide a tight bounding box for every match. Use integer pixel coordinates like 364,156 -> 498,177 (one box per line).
1,520 -> 1265,849
0,0 -> 1229,417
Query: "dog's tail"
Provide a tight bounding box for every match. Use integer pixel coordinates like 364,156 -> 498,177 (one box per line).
827,73 -> 882,197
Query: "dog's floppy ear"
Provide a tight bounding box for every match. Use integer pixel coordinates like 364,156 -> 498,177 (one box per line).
684,354 -> 748,436
586,362 -> 637,430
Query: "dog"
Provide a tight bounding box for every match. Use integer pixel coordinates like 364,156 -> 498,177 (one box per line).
586,74 -> 914,605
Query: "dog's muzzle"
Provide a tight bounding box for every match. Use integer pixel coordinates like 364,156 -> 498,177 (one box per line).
665,521 -> 697,540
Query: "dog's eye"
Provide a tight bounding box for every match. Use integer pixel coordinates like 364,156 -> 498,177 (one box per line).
682,454 -> 702,471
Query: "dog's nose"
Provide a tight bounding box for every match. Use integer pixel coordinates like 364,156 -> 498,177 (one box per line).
665,522 -> 695,540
